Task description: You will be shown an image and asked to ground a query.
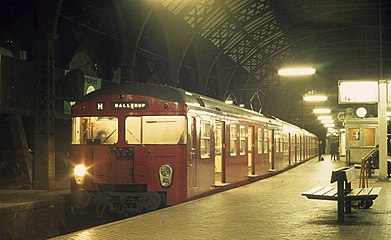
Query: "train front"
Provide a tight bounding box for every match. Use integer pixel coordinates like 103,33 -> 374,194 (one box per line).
69,88 -> 188,218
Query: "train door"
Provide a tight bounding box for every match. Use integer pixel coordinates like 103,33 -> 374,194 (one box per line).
299,135 -> 303,161
269,129 -> 275,171
288,133 -> 291,165
93,147 -> 110,184
248,126 -> 255,176
303,136 -> 307,160
215,121 -> 225,185
189,117 -> 197,189
294,134 -> 297,163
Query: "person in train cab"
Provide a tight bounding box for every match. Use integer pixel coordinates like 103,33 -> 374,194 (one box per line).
318,140 -> 324,161
330,141 -> 338,161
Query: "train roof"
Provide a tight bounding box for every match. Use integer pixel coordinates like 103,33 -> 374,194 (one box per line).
77,82 -> 316,137
78,82 -> 270,120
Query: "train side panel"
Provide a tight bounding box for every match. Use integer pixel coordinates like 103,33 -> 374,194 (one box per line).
69,83 -> 319,217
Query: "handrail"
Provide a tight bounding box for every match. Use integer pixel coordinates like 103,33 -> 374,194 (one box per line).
359,146 -> 378,188
363,147 -> 377,161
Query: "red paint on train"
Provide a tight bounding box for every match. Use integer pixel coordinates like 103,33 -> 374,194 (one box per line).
69,83 -> 318,218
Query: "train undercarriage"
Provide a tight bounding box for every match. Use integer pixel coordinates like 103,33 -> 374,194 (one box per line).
71,186 -> 166,222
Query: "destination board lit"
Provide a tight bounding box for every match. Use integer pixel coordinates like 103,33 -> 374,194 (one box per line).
338,80 -> 378,104
112,102 -> 148,110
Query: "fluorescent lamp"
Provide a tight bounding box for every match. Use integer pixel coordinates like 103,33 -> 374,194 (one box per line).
278,68 -> 316,76
317,115 -> 332,120
324,123 -> 335,127
303,95 -> 327,101
321,119 -> 334,124
313,108 -> 331,114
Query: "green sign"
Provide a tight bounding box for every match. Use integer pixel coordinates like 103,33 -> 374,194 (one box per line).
84,75 -> 101,95
64,75 -> 102,114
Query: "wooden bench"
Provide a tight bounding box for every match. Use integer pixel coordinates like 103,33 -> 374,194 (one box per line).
302,167 -> 382,223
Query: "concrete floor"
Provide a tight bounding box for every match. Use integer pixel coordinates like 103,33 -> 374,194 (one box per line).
53,155 -> 391,240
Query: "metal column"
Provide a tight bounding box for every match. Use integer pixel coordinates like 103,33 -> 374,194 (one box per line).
33,36 -> 56,189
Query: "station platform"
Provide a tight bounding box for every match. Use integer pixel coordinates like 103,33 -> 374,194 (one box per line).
53,155 -> 391,240
0,178 -> 70,240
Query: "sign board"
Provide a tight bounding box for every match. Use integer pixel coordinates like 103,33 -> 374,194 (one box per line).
64,74 -> 102,114
84,75 -> 101,95
338,80 -> 378,104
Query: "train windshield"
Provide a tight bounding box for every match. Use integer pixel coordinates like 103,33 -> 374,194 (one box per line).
72,116 -> 118,145
126,116 -> 187,145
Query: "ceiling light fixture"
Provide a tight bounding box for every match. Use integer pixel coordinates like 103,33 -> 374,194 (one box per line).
313,108 -> 331,114
278,67 -> 316,76
303,95 -> 327,101
317,115 -> 332,120
320,119 -> 334,124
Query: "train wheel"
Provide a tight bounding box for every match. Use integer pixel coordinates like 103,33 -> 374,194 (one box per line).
141,191 -> 161,212
100,204 -> 110,223
358,200 -> 373,209
95,204 -> 104,221
71,189 -> 91,210
363,200 -> 373,209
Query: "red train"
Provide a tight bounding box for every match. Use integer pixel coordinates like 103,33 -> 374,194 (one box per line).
70,82 -> 318,218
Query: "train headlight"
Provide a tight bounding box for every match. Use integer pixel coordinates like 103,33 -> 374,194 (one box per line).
74,164 -> 87,185
159,164 -> 173,187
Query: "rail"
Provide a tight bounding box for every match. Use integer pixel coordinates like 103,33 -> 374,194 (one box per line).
359,147 -> 378,188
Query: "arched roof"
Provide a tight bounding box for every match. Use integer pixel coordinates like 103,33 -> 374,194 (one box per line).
1,0 -> 391,137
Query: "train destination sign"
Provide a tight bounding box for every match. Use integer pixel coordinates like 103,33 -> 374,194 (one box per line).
112,102 -> 148,110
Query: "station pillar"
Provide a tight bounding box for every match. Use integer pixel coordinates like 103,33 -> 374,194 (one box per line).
33,35 -> 56,190
378,80 -> 388,180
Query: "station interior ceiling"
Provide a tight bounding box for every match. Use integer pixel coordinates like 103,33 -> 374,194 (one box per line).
1,0 -> 391,140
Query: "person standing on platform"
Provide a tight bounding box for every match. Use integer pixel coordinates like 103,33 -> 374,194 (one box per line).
330,141 -> 338,161
336,140 -> 340,160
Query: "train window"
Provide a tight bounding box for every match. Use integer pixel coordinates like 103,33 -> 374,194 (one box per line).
125,117 -> 142,144
142,116 -> 187,145
264,129 -> 268,153
239,126 -> 246,155
257,128 -> 263,154
291,136 -> 295,152
200,121 -> 210,158
72,116 -> 118,145
215,123 -> 223,155
280,133 -> 283,153
284,134 -> 289,153
230,125 -> 237,156
279,133 -> 282,153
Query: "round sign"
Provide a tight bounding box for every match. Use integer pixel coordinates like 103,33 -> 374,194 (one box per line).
356,107 -> 367,118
